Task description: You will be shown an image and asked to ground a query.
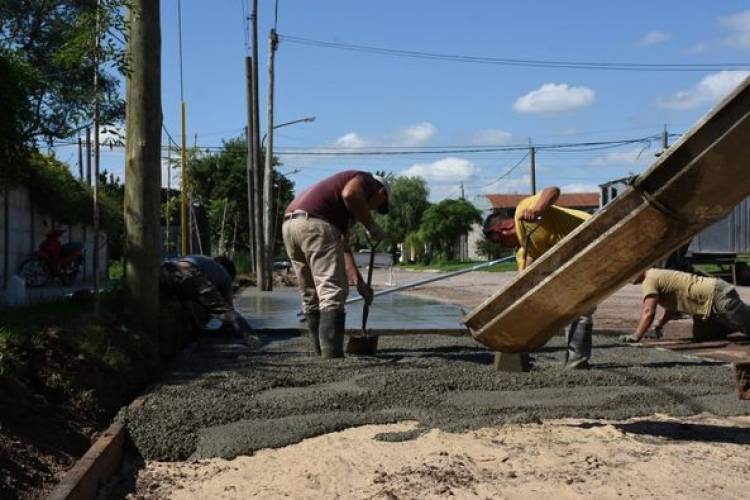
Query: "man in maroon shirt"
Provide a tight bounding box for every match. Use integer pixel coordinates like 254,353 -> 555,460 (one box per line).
282,171 -> 390,358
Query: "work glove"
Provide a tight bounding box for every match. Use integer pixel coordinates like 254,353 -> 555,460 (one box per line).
356,279 -> 374,306
618,334 -> 640,344
366,223 -> 385,242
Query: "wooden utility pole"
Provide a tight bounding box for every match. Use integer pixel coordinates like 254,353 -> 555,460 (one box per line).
262,28 -> 278,291
124,0 -> 162,334
93,0 -> 101,308
662,124 -> 669,151
251,0 -> 265,288
529,142 -> 537,195
178,0 -> 188,256
244,70 -> 255,270
166,144 -> 171,255
77,135 -> 83,180
85,126 -> 92,185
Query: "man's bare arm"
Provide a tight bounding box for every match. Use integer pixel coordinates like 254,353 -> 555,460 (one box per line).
631,295 -> 659,341
520,186 -> 560,221
341,175 -> 376,231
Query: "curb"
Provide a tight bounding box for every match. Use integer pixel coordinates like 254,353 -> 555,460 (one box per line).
46,342 -> 201,499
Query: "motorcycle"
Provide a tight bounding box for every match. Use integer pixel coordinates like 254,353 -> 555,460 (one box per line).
19,228 -> 85,287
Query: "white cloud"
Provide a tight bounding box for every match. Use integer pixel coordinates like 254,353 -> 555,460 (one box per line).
334,132 -> 368,148
559,127 -> 579,136
657,70 -> 750,110
395,122 -> 437,146
687,42 -> 709,55
479,175 -> 532,195
589,147 -> 649,167
720,10 -> 750,49
471,129 -> 513,145
560,183 -> 600,193
402,157 -> 479,183
638,31 -> 671,46
513,83 -> 596,114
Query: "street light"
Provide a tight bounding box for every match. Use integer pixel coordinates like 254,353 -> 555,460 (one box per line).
262,115 -> 316,148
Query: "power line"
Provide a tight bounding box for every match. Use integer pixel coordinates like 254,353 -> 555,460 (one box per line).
465,151 -> 530,190
278,34 -> 750,72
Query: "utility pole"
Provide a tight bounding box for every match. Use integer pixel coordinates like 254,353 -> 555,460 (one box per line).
85,126 -> 92,185
460,181 -> 465,200
124,0 -> 162,335
662,124 -> 669,152
244,71 -> 255,270
251,0 -> 265,288
529,140 -> 537,195
262,27 -> 278,291
166,144 -> 172,255
93,0 -> 101,309
178,0 -> 188,256
77,135 -> 83,180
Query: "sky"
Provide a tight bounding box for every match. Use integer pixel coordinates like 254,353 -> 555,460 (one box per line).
53,1 -> 750,204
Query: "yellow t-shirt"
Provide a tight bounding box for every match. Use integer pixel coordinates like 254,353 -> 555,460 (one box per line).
641,269 -> 717,318
514,193 -> 591,270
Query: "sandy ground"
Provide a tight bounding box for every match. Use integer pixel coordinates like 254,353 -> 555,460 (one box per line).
111,270 -> 750,499
125,414 -> 750,499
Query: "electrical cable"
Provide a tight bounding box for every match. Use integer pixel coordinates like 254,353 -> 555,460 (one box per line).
279,34 -> 750,72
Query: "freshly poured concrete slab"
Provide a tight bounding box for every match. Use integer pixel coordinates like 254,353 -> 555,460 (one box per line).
236,286 -> 467,334
464,75 -> 750,353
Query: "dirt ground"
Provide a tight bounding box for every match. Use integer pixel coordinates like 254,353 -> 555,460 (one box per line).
112,270 -> 750,499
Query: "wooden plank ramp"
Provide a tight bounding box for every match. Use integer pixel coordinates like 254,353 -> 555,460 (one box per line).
463,76 -> 750,353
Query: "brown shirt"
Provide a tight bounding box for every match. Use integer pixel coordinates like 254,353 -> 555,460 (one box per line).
641,269 -> 717,318
286,170 -> 381,234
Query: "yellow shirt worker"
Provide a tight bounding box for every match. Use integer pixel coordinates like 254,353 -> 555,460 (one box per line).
482,186 -> 594,369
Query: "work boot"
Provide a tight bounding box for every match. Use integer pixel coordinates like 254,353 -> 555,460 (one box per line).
319,309 -> 345,359
306,311 -> 322,356
565,314 -> 593,370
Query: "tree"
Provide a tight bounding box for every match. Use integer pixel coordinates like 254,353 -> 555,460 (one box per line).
419,199 -> 482,261
0,0 -> 127,143
349,174 -> 431,254
0,52 -> 32,183
188,136 -> 293,257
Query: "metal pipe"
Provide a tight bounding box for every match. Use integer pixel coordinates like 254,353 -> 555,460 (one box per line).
346,254 -> 516,305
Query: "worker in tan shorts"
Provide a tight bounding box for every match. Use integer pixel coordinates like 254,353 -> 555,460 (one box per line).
282,171 -> 390,359
622,268 -> 750,343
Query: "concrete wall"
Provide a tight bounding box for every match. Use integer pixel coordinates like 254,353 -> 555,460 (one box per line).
0,185 -> 107,300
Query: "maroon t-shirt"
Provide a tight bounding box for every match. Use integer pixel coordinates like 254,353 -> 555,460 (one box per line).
286,170 -> 380,234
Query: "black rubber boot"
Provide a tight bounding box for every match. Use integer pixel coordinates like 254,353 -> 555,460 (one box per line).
320,310 -> 345,359
306,311 -> 322,356
565,315 -> 593,370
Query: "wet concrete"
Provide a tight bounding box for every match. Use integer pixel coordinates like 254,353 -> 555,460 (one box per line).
236,287 -> 465,331
118,329 -> 750,462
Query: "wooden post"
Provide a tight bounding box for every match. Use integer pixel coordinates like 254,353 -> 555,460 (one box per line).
244,58 -> 255,271
77,136 -> 84,181
93,0 -> 101,307
124,0 -> 162,335
251,0 -> 265,288
262,28 -> 278,291
86,126 -> 92,185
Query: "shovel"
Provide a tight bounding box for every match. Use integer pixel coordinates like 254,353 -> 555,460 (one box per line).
346,240 -> 380,355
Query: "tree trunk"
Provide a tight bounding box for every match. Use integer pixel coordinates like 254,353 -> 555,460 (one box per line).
124,0 -> 161,334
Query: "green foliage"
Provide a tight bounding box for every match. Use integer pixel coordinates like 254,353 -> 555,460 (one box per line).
188,136 -> 293,257
0,52 -> 32,184
475,237 -> 509,260
21,154 -> 123,238
0,0 -> 127,142
419,198 -> 482,261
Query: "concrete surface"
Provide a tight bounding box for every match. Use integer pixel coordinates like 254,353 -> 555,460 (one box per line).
236,287 -> 466,331
119,329 -> 750,462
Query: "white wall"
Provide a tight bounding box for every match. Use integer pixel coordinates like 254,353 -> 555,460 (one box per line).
1,185 -> 107,300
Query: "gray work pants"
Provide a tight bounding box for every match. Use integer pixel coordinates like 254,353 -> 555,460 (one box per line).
565,307 -> 596,362
711,280 -> 750,335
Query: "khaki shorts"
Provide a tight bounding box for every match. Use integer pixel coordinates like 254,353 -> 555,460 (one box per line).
282,217 -> 348,313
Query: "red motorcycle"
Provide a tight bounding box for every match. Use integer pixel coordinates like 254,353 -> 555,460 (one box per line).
19,228 -> 85,287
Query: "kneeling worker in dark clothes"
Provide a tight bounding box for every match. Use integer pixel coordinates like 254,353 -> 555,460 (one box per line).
282,170 -> 390,359
621,268 -> 750,343
160,255 -> 249,336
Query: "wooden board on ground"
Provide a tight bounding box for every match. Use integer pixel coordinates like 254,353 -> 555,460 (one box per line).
463,76 -> 750,353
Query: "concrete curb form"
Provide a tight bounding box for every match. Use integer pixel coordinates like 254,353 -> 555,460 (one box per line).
46,422 -> 126,500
